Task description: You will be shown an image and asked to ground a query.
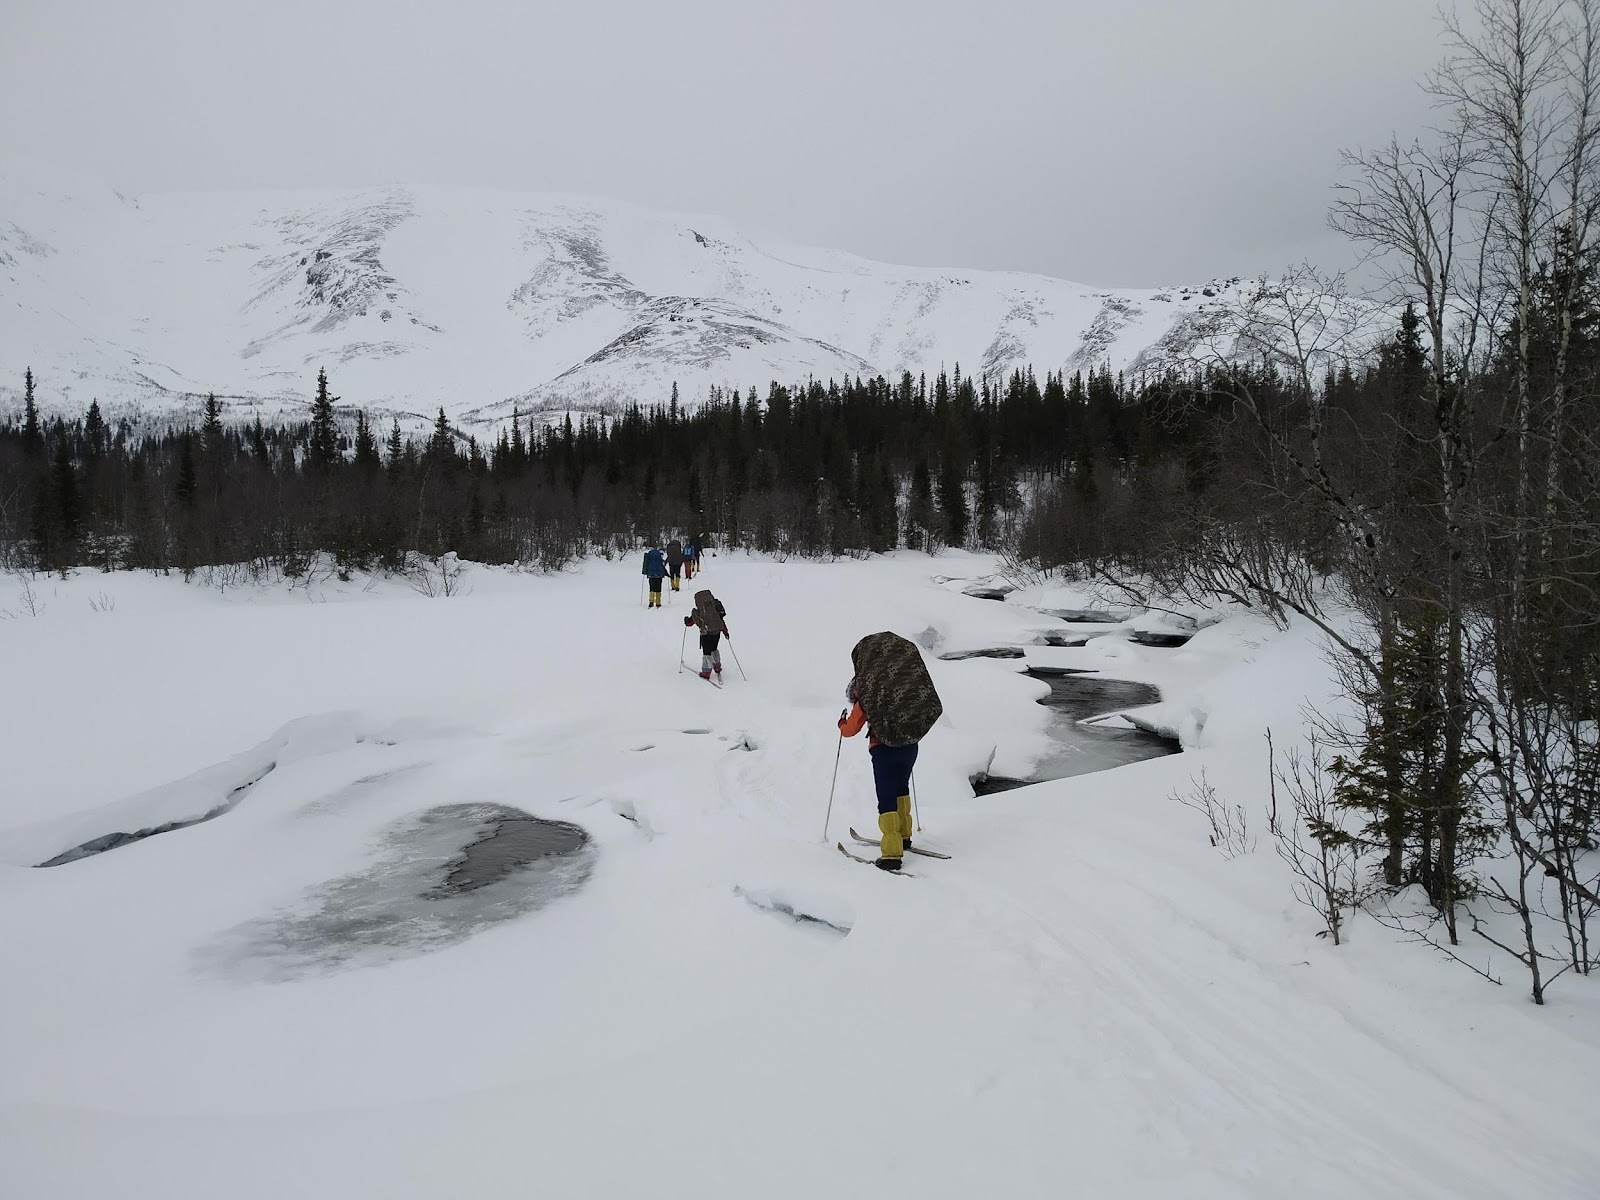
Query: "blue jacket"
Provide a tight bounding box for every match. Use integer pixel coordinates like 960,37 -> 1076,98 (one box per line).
642,548 -> 666,577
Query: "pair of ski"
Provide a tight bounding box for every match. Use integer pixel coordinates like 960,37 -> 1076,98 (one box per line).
836,827 -> 951,874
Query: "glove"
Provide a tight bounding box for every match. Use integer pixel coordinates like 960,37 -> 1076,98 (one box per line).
684,616 -> 694,627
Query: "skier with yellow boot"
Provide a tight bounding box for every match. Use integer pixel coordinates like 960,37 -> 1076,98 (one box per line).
836,632 -> 943,872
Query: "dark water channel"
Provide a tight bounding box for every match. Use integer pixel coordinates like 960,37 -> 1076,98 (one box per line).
430,812 -> 589,896
36,763 -> 277,868
972,670 -> 1178,795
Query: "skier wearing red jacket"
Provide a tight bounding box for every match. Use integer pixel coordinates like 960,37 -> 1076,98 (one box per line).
838,677 -> 917,871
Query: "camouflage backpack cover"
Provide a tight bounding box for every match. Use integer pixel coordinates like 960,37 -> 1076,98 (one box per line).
850,631 -> 943,746
693,589 -> 726,635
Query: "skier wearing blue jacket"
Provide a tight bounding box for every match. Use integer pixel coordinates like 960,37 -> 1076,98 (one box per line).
642,546 -> 667,608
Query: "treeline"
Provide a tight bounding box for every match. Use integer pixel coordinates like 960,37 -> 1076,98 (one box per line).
1024,0 -> 1600,1007
0,359 -> 1202,576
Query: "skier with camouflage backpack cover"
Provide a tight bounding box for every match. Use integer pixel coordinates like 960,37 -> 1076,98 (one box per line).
838,631 -> 943,870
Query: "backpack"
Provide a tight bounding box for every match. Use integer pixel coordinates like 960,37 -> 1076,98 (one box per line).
643,548 -> 665,576
693,589 -> 726,635
667,539 -> 684,566
850,632 -> 943,747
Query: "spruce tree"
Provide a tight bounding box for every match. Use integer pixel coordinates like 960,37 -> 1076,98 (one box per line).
249,415 -> 270,467
1042,371 -> 1069,474
81,400 -> 107,533
174,433 -> 201,577
509,406 -> 526,474
974,382 -> 998,548
1330,603 -> 1491,910
84,400 -> 107,460
21,368 -> 43,458
428,407 -> 455,466
201,394 -> 225,459
307,368 -> 340,470
1088,364 -> 1124,463
353,411 -> 381,472
385,417 -> 405,478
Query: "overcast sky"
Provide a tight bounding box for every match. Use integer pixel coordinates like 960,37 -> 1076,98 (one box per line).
1,0 -> 1450,287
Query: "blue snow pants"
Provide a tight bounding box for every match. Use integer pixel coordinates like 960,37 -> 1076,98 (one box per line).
869,743 -> 918,815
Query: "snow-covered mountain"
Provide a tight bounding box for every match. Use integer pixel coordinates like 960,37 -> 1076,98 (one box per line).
2,158 -> 1333,429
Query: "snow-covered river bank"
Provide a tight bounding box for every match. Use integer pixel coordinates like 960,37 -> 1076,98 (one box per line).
1,552 -> 1595,1200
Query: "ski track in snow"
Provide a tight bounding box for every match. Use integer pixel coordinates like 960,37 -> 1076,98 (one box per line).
0,552 -> 1596,1200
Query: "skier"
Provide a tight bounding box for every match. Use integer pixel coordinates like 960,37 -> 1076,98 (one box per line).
683,537 -> 697,581
666,537 -> 685,593
684,589 -> 729,681
642,545 -> 667,608
836,632 -> 944,872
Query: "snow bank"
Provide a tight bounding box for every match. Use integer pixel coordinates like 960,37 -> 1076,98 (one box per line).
0,552 -> 1594,1200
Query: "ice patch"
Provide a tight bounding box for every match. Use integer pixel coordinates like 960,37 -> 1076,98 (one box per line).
196,803 -> 593,981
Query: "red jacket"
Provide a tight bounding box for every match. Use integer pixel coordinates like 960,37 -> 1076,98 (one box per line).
838,701 -> 879,747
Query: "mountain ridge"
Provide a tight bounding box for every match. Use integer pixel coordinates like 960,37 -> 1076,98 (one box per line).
0,159 -> 1356,429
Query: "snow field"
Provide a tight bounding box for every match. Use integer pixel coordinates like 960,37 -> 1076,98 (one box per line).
0,552 -> 1596,1199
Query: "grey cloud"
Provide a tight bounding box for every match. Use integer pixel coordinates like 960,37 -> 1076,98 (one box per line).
0,0 -> 1448,286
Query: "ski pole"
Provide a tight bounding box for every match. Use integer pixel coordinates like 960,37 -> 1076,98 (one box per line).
726,637 -> 748,682
640,578 -> 646,607
678,626 -> 688,672
822,720 -> 844,842
910,768 -> 923,833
